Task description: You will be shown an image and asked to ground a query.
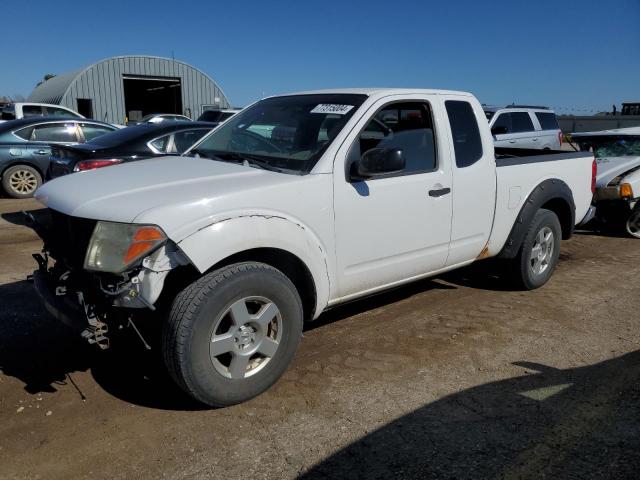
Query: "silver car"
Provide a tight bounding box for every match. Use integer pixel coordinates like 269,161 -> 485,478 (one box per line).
484,105 -> 562,150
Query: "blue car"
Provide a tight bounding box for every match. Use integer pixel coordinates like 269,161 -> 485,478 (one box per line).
0,117 -> 117,198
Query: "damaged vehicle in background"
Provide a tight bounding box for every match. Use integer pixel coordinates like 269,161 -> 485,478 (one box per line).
571,126 -> 640,237
31,88 -> 595,407
47,122 -> 216,178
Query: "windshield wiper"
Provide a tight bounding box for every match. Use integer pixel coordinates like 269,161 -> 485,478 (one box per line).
211,151 -> 287,173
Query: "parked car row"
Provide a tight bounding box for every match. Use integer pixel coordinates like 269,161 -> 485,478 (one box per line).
31,88 -> 597,408
0,118 -> 117,198
0,115 -> 222,197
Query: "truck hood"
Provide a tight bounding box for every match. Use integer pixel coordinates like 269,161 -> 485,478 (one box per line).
35,156 -> 301,238
595,155 -> 640,187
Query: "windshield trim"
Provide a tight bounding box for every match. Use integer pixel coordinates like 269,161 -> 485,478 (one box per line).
184,93 -> 368,175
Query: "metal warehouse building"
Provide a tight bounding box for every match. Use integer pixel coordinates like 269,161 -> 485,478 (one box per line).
27,55 -> 231,124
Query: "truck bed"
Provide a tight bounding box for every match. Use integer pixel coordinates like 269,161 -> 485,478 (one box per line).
495,147 -> 588,166
486,147 -> 595,257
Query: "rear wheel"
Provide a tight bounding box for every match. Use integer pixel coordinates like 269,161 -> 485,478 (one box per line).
510,208 -> 562,290
162,262 -> 303,407
2,165 -> 42,198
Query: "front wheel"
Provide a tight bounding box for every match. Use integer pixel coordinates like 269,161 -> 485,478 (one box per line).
510,208 -> 562,290
626,206 -> 640,238
162,262 -> 303,407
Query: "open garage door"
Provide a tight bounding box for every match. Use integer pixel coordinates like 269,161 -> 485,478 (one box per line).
123,75 -> 183,122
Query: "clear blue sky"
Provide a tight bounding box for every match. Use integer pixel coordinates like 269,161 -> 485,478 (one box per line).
1,0 -> 638,114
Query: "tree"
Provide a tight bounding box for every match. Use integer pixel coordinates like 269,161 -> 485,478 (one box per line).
36,74 -> 56,87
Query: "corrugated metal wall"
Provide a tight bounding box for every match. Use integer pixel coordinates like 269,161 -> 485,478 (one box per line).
47,56 -> 230,124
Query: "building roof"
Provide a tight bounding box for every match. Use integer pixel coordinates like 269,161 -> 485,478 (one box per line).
28,55 -> 226,104
28,69 -> 84,104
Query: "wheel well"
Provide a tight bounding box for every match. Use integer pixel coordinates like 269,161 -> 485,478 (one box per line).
207,248 -> 317,321
541,197 -> 573,239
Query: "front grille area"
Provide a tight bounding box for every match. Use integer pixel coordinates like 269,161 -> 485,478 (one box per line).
46,209 -> 97,269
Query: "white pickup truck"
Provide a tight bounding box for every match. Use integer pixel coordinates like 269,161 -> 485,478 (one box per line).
32,88 -> 595,407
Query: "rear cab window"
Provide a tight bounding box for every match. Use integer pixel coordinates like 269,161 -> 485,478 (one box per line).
445,100 -> 483,168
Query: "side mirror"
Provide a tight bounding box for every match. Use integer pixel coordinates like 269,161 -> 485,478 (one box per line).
354,148 -> 405,179
491,126 -> 508,135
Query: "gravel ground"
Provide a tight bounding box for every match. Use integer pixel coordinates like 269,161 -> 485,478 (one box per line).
0,197 -> 639,479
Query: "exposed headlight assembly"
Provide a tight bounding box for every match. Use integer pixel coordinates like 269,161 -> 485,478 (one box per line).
84,222 -> 166,273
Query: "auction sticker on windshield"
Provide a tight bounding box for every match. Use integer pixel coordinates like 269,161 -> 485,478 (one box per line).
310,104 -> 354,115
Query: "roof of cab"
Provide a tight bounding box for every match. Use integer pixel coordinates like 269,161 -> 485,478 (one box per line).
273,88 -> 474,98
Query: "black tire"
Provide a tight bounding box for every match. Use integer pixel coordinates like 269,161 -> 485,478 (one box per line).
510,208 -> 562,290
162,262 -> 303,407
2,164 -> 42,199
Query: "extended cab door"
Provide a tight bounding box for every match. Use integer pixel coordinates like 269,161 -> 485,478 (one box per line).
441,96 -> 497,266
333,96 -> 453,299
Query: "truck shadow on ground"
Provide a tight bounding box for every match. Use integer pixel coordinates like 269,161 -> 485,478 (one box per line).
301,350 -> 640,479
0,261 -> 533,410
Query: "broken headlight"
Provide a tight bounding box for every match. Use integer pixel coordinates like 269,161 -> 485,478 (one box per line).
84,221 -> 166,273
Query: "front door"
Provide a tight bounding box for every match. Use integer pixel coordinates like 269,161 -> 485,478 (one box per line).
333,97 -> 453,300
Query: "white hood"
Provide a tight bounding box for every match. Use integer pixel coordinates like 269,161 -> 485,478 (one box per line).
35,156 -> 304,239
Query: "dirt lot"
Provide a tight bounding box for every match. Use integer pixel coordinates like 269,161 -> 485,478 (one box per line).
1,198 -> 639,479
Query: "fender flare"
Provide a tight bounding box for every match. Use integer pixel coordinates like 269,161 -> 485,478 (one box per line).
498,178 -> 575,259
175,214 -> 331,318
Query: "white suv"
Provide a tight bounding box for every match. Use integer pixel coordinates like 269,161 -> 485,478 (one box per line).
484,105 -> 562,150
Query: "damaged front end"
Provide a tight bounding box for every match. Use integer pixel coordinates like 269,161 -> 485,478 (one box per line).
30,210 -> 188,349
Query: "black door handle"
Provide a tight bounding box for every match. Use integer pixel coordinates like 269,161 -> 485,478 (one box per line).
428,187 -> 451,197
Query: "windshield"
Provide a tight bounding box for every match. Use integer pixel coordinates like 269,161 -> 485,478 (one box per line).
576,136 -> 640,158
188,94 -> 367,173
484,110 -> 496,121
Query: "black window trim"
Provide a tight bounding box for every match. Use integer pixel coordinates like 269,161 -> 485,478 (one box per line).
346,99 -> 440,182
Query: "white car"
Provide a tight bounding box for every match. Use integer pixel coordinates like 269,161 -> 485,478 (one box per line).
136,113 -> 192,125
32,88 -> 595,407
0,102 -> 84,122
484,105 -> 563,150
572,126 -> 640,237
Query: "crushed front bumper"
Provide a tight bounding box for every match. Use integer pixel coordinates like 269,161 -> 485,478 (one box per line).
32,269 -> 87,332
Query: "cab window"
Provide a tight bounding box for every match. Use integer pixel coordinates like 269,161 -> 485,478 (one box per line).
354,101 -> 437,175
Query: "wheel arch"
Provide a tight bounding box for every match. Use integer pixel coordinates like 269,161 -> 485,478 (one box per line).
204,248 -> 317,322
498,178 -> 575,259
175,214 -> 331,320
